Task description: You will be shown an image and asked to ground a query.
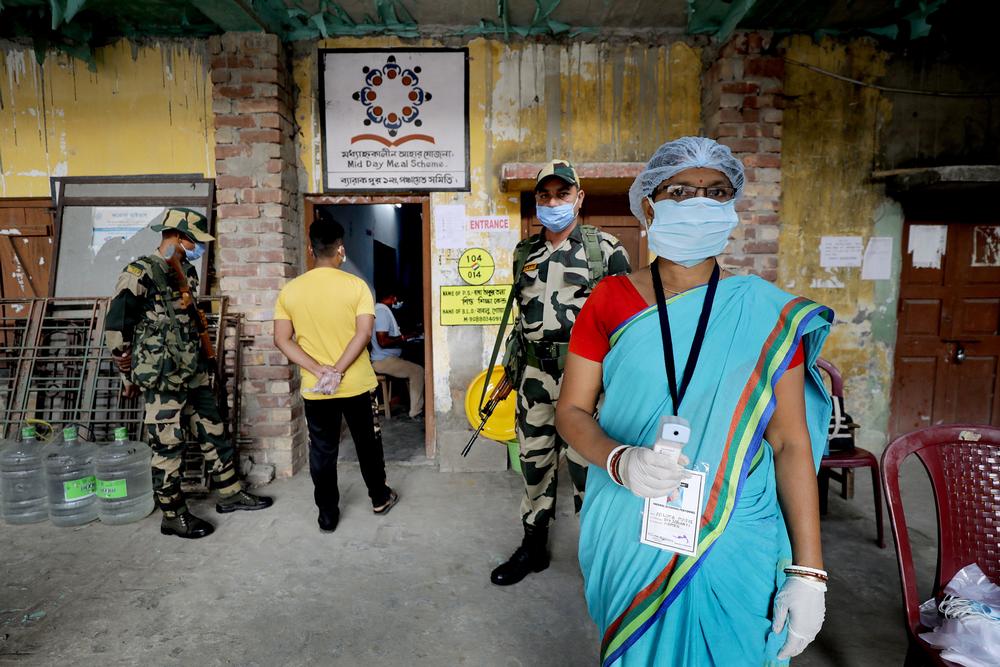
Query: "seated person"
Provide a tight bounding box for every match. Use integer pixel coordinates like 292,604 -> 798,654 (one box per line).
371,288 -> 424,419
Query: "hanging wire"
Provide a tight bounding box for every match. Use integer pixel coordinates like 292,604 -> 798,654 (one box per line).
784,57 -> 1000,98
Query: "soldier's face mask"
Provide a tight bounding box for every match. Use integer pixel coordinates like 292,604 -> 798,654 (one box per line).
185,242 -> 206,261
536,195 -> 579,232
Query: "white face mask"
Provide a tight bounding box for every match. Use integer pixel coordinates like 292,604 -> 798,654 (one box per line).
339,246 -> 348,264
646,196 -> 739,267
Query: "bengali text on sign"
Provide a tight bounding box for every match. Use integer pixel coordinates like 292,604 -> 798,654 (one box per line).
440,285 -> 512,326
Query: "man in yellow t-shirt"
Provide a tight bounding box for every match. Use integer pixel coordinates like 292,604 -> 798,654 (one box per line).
274,212 -> 399,533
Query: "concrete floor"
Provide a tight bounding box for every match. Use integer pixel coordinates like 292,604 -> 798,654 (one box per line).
0,455 -> 938,666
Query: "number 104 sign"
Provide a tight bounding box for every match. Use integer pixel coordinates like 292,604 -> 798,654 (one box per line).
458,248 -> 495,286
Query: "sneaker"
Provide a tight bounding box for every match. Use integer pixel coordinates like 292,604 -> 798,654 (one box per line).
216,490 -> 274,514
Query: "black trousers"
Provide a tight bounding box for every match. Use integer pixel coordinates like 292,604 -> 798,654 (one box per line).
303,390 -> 391,516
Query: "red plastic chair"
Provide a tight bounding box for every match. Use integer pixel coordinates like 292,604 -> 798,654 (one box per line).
881,425 -> 1000,666
816,358 -> 885,548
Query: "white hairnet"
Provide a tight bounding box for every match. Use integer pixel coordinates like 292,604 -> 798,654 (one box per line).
628,136 -> 746,224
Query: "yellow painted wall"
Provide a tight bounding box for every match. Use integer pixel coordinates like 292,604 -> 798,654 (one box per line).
0,40 -> 214,198
294,37 -> 701,455
779,35 -> 901,452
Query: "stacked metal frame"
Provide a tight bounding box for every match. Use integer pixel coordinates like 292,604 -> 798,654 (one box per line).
0,296 -> 245,492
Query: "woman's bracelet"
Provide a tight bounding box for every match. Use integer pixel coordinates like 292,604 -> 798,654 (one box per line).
784,565 -> 829,582
606,445 -> 629,486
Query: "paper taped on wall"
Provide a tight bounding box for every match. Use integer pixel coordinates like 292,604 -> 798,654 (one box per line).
908,225 -> 947,270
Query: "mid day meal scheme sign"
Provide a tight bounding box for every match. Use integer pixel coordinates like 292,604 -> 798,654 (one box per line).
321,48 -> 469,192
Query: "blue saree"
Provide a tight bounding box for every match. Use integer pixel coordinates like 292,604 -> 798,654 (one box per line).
578,275 -> 832,666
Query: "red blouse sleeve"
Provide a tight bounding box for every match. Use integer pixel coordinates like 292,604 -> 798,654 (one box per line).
569,276 -> 647,363
569,281 -> 614,363
787,341 -> 804,369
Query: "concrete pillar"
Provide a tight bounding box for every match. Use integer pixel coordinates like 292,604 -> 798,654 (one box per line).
208,32 -> 306,477
703,32 -> 784,281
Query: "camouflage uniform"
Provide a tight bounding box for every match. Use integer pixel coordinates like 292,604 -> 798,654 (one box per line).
105,254 -> 240,518
504,224 -> 631,528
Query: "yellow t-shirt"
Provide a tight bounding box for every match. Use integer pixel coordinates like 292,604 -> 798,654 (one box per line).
273,268 -> 377,400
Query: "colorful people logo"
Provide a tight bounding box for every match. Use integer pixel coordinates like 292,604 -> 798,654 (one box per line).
352,55 -> 433,142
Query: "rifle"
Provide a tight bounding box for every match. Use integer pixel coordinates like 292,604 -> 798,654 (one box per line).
461,372 -> 512,457
462,245 -> 527,457
164,248 -> 230,425
164,250 -> 216,363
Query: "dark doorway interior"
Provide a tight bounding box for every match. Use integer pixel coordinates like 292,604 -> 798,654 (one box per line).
318,203 -> 427,462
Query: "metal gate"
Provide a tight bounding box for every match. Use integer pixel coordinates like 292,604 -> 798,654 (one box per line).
0,296 -> 246,491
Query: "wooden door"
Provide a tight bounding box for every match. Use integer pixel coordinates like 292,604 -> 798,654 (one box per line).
890,221 -> 1000,436
522,193 -> 645,267
0,199 -> 55,299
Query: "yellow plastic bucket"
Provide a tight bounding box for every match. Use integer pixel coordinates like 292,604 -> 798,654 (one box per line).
464,366 -> 517,443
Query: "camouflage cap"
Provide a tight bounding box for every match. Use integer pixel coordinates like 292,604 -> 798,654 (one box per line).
150,208 -> 214,242
535,159 -> 579,190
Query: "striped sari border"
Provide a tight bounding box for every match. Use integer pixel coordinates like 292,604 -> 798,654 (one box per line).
609,290 -> 689,349
599,298 -> 828,666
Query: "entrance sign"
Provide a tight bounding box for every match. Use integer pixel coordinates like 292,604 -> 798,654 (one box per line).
440,285 -> 512,325
321,48 -> 470,192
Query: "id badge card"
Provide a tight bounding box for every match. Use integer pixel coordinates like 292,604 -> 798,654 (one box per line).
639,468 -> 706,556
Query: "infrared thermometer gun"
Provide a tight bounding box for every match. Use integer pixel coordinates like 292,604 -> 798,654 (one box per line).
653,415 -> 691,466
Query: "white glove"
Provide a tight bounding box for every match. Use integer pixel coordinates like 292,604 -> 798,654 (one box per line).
305,369 -> 343,395
772,575 -> 827,659
607,445 -> 689,498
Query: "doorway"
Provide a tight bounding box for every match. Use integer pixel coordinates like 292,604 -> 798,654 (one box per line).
303,196 -> 434,458
890,220 -> 1000,436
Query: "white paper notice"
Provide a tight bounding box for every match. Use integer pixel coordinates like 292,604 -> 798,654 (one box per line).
908,225 -> 947,269
435,204 -> 466,249
861,237 -> 893,280
640,469 -> 706,556
91,207 -> 164,255
819,236 -> 863,268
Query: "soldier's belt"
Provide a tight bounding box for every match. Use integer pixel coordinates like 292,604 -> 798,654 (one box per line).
524,340 -> 569,373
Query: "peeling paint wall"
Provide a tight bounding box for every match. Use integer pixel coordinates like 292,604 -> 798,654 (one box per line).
779,35 -> 901,452
0,40 -> 215,198
294,37 -> 701,457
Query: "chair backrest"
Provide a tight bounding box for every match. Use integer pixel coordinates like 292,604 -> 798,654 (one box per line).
816,358 -> 851,445
816,358 -> 844,399
881,424 -> 1000,638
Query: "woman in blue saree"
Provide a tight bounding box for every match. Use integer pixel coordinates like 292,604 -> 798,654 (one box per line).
555,137 -> 832,666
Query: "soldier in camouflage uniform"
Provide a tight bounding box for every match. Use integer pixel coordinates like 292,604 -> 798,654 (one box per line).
105,208 -> 272,539
490,161 -> 632,586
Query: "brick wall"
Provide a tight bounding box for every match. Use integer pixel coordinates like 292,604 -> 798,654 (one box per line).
209,32 -> 306,477
704,32 -> 784,281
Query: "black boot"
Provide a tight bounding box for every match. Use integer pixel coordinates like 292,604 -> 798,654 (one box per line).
215,490 -> 274,513
490,524 -> 550,586
160,512 -> 215,539
318,510 -> 339,533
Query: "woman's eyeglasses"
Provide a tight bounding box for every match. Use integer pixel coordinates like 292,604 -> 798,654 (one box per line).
653,184 -> 735,202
